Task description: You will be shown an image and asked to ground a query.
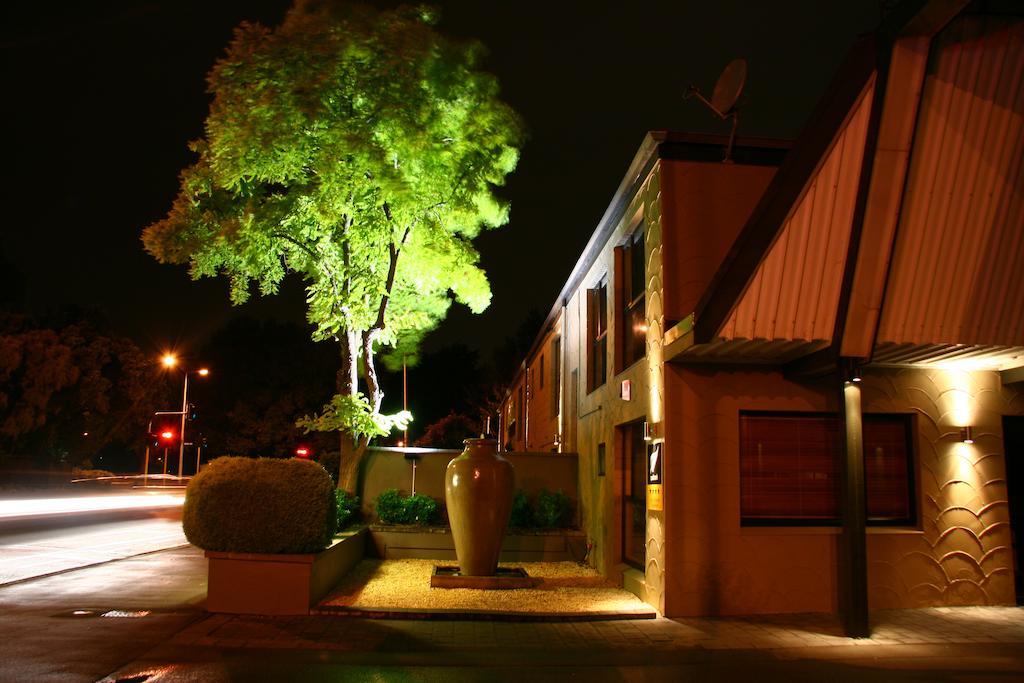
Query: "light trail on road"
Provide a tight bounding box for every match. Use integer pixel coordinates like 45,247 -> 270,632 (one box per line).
0,493 -> 184,521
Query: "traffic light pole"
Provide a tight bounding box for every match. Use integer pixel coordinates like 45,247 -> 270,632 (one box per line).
146,410 -> 187,486
178,372 -> 189,479
144,418 -> 152,487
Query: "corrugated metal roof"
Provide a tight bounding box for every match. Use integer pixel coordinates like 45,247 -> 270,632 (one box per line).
717,80 -> 876,344
672,338 -> 830,365
876,15 -> 1024,348
872,342 -> 1024,370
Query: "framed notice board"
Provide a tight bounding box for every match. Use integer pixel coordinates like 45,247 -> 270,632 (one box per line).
646,442 -> 663,511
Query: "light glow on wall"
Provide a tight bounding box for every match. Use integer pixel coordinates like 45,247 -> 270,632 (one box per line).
952,441 -> 977,483
939,370 -> 975,427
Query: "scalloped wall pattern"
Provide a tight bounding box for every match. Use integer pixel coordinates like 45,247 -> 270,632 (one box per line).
863,368 -> 1023,608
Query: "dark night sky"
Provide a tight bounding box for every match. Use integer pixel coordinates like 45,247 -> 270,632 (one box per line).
0,0 -> 881,362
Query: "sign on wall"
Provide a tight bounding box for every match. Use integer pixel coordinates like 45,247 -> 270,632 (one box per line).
646,442 -> 663,511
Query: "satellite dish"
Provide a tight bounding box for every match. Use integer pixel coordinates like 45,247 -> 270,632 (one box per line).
710,59 -> 746,116
683,58 -> 748,162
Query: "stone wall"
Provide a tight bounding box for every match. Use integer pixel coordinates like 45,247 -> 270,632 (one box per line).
359,448 -> 579,523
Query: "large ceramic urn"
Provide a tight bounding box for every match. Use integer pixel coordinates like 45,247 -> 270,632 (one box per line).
444,438 -> 514,576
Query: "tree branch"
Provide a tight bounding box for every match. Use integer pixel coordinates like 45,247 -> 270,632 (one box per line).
270,232 -> 318,261
361,329 -> 382,413
372,225 -> 411,331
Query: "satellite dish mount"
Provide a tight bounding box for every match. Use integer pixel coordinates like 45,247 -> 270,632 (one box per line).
684,58 -> 747,162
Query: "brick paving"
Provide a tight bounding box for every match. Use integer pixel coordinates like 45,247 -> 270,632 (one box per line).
170,604 -> 1024,653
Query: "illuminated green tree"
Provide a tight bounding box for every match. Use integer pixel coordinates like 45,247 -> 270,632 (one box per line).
143,2 -> 523,491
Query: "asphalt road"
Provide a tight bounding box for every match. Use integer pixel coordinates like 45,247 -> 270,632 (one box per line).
0,511 -> 187,585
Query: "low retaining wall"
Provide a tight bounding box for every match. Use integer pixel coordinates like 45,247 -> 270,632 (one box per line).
360,448 -> 579,522
206,528 -> 366,615
368,527 -> 587,563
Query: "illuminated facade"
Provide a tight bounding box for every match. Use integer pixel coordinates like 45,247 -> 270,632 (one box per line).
499,2 -> 1024,634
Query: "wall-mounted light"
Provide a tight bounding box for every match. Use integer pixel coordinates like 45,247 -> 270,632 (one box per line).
960,426 -> 974,444
643,421 -> 661,441
841,358 -> 862,384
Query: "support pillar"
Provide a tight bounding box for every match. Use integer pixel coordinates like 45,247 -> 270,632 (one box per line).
839,375 -> 869,637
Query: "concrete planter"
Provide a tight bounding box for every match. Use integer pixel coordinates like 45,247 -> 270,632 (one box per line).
205,528 -> 366,615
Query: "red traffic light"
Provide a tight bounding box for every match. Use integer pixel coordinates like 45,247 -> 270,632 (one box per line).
160,430 -> 175,442
295,447 -> 311,459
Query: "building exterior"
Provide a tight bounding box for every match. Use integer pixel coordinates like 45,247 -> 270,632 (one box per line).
499,1 -> 1024,634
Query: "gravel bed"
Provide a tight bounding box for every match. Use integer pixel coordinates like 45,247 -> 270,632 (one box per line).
320,559 -> 650,614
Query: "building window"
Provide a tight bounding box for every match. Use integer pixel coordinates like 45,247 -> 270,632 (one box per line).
617,226 -> 646,371
517,385 -> 524,446
864,415 -> 915,524
622,422 -> 646,568
551,337 -> 561,418
504,400 -> 516,447
739,412 -> 915,526
587,278 -> 608,393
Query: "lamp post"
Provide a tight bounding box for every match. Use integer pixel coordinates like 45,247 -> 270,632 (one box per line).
162,354 -> 209,481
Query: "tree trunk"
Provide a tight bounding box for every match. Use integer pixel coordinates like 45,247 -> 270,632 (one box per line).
362,330 -> 383,414
337,429 -> 365,494
336,330 -> 365,493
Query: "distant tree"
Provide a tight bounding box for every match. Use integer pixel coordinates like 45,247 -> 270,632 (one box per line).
415,412 -> 480,449
143,1 -> 523,491
0,315 -> 167,468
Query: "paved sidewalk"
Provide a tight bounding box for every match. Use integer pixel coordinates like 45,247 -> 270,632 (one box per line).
163,603 -> 1024,653
2,543 -> 1023,682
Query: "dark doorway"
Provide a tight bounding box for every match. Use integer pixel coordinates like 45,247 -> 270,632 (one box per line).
1004,416 -> 1024,605
619,421 -> 646,569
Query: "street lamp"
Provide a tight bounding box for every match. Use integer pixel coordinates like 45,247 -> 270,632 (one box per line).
161,353 -> 209,480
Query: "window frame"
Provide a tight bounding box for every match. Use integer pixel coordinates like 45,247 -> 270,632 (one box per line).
586,277 -> 608,393
738,411 -> 917,528
550,337 -> 561,419
616,226 -> 646,374
863,413 -> 917,527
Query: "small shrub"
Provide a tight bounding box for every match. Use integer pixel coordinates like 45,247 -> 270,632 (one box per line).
375,488 -> 407,524
374,488 -> 438,526
535,489 -> 573,528
405,493 -> 438,525
509,490 -> 532,528
335,489 -> 360,529
183,456 -> 337,553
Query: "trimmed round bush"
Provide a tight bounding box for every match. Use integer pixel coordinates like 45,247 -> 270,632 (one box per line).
183,456 -> 337,553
